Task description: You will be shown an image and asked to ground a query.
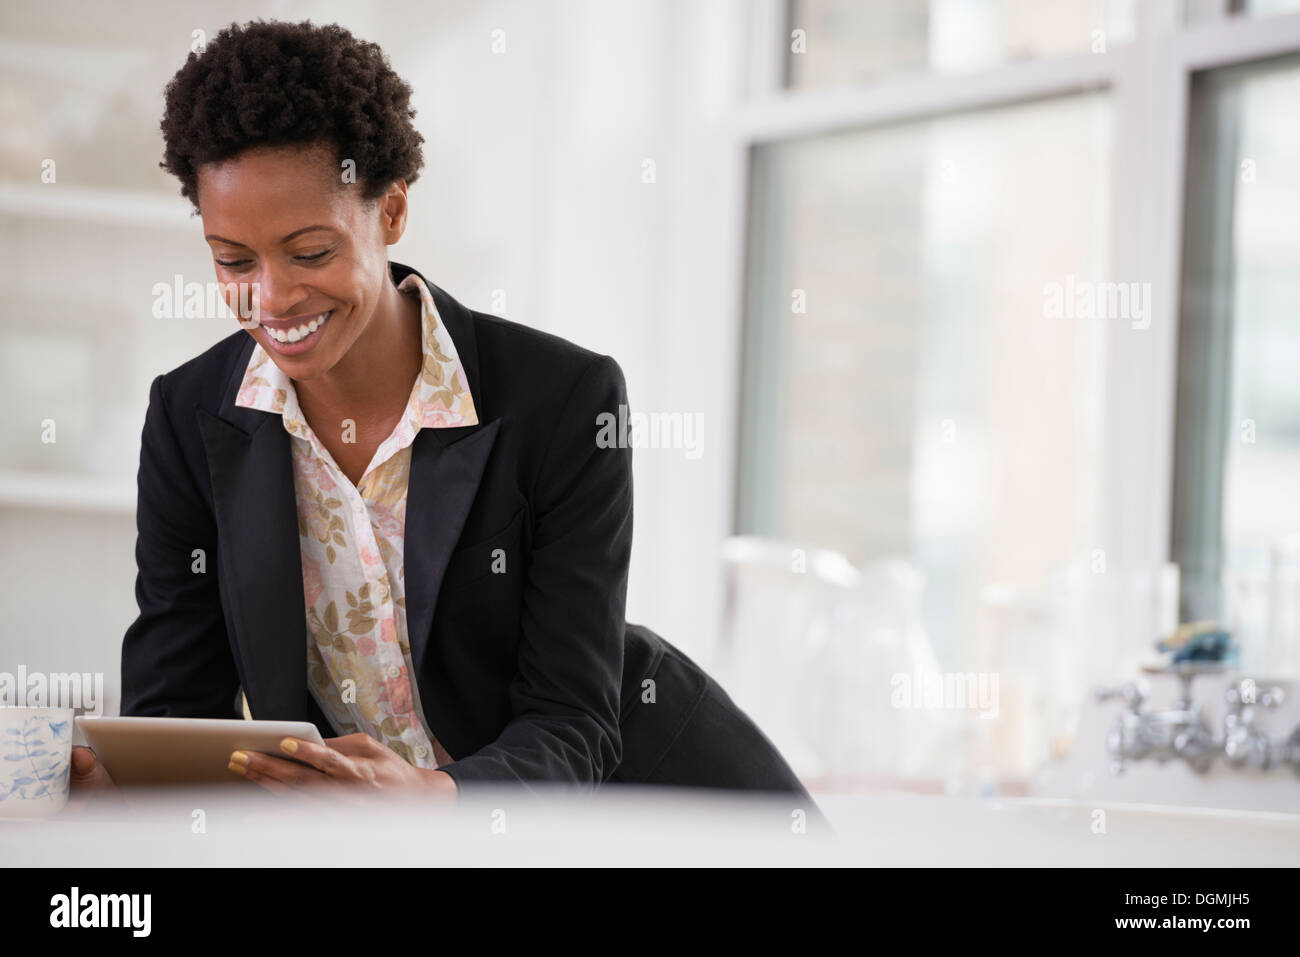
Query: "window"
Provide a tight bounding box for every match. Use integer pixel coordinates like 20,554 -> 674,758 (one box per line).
738,92 -> 1111,663
1173,52 -> 1300,674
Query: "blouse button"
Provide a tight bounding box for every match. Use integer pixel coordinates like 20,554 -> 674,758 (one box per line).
415,745 -> 428,759
387,664 -> 401,678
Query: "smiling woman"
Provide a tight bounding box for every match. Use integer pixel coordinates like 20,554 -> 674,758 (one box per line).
69,18 -> 818,821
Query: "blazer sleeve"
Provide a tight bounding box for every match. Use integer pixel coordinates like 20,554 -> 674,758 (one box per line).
438,355 -> 633,792
119,374 -> 243,719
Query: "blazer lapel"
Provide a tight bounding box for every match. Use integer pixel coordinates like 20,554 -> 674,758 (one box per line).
404,421 -> 499,688
398,264 -> 500,690
197,336 -> 309,723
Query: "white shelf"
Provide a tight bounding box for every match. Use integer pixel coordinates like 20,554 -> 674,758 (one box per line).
0,183 -> 195,230
0,470 -> 136,514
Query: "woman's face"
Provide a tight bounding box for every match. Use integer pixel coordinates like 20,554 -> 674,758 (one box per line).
197,142 -> 406,383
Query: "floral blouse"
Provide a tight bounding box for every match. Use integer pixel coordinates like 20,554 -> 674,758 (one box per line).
234,272 -> 479,769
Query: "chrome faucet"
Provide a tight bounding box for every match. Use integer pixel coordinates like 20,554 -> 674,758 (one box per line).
1095,665 -> 1297,776
1222,678 -> 1285,770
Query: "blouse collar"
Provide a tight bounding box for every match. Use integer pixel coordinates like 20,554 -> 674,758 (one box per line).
234,272 -> 480,455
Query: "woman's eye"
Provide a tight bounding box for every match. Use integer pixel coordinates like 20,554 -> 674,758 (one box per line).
295,249 -> 332,263
216,258 -> 251,269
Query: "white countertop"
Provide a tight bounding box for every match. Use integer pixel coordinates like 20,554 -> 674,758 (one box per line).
3,786 -> 1297,866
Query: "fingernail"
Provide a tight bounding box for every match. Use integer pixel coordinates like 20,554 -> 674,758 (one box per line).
281,738 -> 298,754
228,761 -> 246,775
230,751 -> 249,765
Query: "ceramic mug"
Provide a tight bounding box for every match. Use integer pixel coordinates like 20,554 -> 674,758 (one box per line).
0,707 -> 74,818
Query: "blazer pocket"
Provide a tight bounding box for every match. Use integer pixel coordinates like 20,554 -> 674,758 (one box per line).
439,507 -> 526,593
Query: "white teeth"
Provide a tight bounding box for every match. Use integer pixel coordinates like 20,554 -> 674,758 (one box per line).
266,311 -> 330,344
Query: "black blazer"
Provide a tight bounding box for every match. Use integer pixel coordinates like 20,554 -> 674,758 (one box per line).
120,260 -> 670,794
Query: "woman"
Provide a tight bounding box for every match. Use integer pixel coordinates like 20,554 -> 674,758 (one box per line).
72,19 -> 816,816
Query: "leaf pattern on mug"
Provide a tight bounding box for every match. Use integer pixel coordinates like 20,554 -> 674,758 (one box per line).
0,714 -> 70,808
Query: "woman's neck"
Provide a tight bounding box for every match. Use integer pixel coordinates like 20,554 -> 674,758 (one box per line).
295,279 -> 422,435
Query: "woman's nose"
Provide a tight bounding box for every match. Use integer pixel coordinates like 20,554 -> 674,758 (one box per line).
255,263 -> 309,321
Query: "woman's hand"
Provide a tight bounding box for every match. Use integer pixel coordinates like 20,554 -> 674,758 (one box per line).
64,746 -> 123,812
228,733 -> 458,803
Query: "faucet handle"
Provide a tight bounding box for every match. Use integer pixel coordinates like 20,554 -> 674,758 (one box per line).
1095,681 -> 1146,712
1226,678 -> 1285,712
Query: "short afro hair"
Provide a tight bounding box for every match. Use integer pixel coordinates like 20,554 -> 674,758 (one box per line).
159,19 -> 424,210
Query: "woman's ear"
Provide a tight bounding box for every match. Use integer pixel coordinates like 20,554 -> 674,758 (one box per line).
378,179 -> 411,246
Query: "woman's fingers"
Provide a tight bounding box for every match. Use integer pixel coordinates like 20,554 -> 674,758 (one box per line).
228,749 -> 330,794
233,765 -> 295,797
278,737 -> 351,776
68,746 -> 118,792
69,746 -> 98,783
64,746 -> 123,814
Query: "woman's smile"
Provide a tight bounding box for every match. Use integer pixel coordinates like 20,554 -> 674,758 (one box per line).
259,309 -> 336,356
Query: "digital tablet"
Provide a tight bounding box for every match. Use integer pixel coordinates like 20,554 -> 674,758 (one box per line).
76,716 -> 326,788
